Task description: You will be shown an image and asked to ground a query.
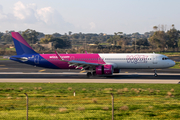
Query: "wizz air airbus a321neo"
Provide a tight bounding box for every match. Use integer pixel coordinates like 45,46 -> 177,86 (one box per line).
10,32 -> 175,77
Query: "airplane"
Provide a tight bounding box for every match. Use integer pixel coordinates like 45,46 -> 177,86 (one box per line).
10,32 -> 175,77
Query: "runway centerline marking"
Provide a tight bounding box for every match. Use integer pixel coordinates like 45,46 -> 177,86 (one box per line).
38,69 -> 46,72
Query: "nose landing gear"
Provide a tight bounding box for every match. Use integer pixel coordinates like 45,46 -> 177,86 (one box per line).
154,69 -> 158,77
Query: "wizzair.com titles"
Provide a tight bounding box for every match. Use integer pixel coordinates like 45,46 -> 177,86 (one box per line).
49,56 -> 70,58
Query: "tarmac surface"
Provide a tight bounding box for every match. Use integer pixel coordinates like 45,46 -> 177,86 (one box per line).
0,60 -> 180,73
0,60 -> 180,83
1,78 -> 180,84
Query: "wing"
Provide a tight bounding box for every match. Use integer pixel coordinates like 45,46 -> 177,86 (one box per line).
55,51 -> 103,70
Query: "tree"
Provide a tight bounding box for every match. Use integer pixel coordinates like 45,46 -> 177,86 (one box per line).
178,38 -> 180,49
117,32 -> 123,35
0,32 -> 4,41
149,25 -> 169,51
72,34 -> 79,39
132,32 -> 140,39
51,38 -> 71,49
91,36 -> 97,41
107,32 -> 120,45
166,25 -> 179,51
1,34 -> 13,43
107,32 -> 130,48
52,33 -> 61,38
39,34 -> 71,49
40,35 -> 53,44
153,26 -> 158,31
149,31 -> 168,50
68,31 -> 72,35
132,38 -> 149,46
94,41 -> 99,45
22,29 -> 39,44
37,32 -> 45,39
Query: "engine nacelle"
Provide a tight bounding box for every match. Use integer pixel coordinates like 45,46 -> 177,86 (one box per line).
96,65 -> 113,75
113,69 -> 120,73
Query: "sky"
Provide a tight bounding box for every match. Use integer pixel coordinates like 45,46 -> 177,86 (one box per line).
0,0 -> 180,34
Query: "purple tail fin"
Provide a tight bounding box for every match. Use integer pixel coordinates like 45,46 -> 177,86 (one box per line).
11,32 -> 37,55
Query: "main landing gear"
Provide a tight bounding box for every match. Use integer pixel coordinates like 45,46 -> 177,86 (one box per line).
87,72 -> 92,77
154,69 -> 158,77
87,72 -> 96,77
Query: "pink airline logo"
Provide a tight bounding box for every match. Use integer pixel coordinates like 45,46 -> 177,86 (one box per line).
126,55 -> 148,64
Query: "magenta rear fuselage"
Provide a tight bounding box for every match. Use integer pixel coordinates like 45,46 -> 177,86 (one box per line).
37,53 -> 105,69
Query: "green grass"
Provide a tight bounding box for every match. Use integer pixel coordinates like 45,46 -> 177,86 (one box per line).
0,83 -> 180,119
0,48 -> 15,51
158,52 -> 180,56
0,58 -> 9,60
99,43 -> 111,45
5,48 -> 16,51
0,56 -> 9,60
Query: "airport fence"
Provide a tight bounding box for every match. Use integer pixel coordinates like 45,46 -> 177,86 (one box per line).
1,88 -> 179,120
0,93 -> 125,120
1,83 -> 180,119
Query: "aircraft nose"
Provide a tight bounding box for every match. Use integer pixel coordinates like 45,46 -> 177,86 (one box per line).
170,60 -> 175,67
173,61 -> 175,66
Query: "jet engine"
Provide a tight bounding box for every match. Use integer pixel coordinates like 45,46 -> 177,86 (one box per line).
95,65 -> 113,75
113,69 -> 120,73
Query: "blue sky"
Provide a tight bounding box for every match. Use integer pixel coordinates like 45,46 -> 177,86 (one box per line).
0,0 -> 180,34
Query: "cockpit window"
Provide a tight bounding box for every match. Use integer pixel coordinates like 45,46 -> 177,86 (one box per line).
162,57 -> 170,60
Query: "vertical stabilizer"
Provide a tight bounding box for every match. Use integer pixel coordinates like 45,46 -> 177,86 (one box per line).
11,32 -> 37,55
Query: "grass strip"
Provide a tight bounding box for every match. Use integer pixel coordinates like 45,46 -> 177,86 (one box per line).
0,83 -> 180,119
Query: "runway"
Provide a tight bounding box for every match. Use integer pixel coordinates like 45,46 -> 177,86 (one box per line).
0,60 -> 180,73
0,60 -> 180,84
1,78 -> 180,84
0,73 -> 180,84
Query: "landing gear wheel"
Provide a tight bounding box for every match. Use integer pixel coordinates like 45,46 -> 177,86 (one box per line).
87,72 -> 92,77
154,73 -> 158,77
154,69 -> 158,77
92,72 -> 96,76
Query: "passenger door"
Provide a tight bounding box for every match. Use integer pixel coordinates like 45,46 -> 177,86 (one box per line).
34,55 -> 39,64
153,55 -> 157,64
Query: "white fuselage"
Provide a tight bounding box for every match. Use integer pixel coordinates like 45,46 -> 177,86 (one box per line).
99,53 -> 175,69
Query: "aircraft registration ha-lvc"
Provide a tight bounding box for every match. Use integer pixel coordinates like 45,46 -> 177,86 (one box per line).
10,32 -> 175,77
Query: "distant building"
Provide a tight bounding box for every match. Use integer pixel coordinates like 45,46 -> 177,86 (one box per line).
88,44 -> 96,46
31,42 -> 54,50
9,45 -> 14,48
40,42 -> 53,50
4,44 -> 15,48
